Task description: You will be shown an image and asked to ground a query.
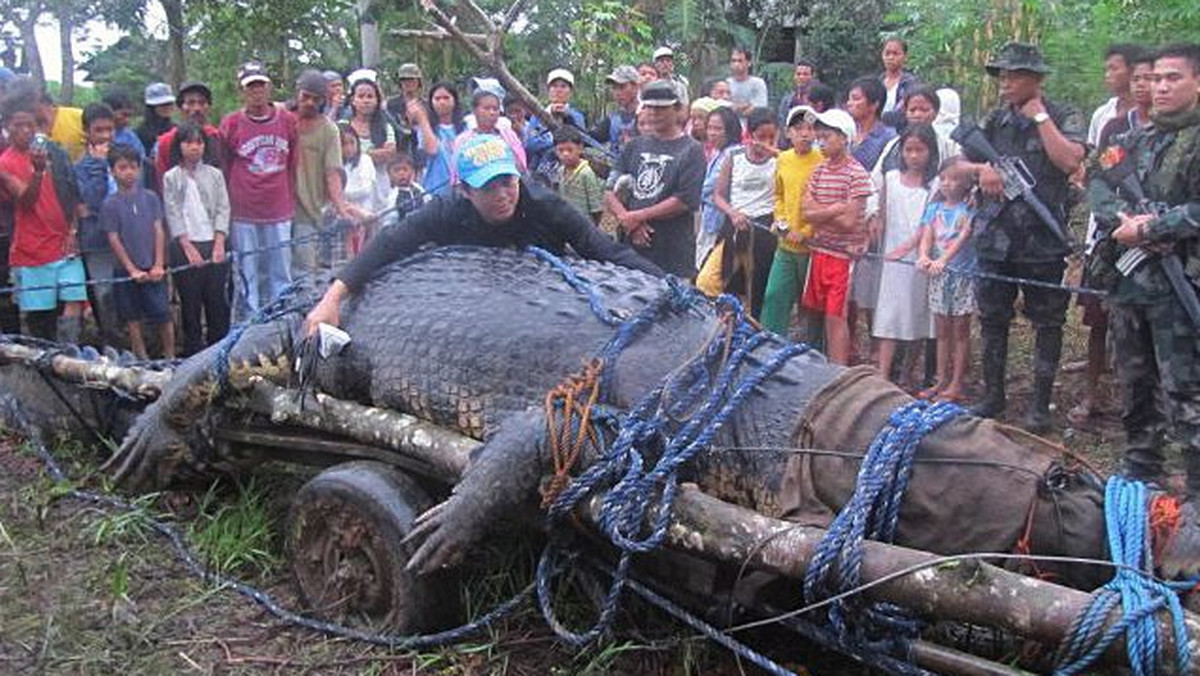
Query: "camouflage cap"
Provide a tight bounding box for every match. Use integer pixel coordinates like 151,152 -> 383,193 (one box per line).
985,42 -> 1052,76
396,63 -> 423,80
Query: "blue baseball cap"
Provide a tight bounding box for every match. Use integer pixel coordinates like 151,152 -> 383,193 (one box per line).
456,135 -> 519,188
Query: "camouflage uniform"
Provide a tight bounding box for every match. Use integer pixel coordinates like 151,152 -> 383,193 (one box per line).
1088,107 -> 1200,495
965,46 -> 1087,430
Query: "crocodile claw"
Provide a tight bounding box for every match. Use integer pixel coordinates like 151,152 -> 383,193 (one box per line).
404,497 -> 478,575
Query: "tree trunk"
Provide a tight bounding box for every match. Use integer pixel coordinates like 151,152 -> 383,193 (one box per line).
357,0 -> 379,68
19,5 -> 45,89
57,10 -> 74,104
161,0 -> 185,89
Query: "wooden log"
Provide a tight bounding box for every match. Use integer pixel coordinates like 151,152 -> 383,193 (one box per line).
0,342 -> 171,400
237,378 -> 474,482
655,487 -> 1200,675
7,350 -> 1196,673
237,380 -> 1198,674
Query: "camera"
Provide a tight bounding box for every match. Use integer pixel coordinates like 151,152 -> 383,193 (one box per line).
32,133 -> 48,153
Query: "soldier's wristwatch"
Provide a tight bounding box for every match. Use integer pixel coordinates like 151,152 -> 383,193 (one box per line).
1032,112 -> 1051,125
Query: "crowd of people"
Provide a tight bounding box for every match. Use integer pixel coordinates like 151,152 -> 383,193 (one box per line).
1,37 -> 1200,498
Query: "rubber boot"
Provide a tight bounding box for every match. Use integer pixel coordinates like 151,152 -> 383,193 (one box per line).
1023,326 -> 1064,434
971,324 -> 1008,419
56,313 -> 82,346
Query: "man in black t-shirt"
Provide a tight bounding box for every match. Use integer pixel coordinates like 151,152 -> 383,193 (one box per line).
304,134 -> 661,334
604,80 -> 705,278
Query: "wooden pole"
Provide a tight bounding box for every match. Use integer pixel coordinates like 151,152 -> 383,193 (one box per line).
5,345 -> 1196,674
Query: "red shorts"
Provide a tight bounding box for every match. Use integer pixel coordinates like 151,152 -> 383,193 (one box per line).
802,251 -> 853,319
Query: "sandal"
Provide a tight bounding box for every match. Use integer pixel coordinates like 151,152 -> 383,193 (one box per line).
937,390 -> 965,404
917,386 -> 940,401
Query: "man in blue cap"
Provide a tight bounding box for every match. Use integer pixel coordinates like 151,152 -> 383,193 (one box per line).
304,134 -> 662,332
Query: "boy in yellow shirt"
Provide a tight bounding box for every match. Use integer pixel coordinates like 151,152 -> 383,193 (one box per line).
760,106 -> 823,335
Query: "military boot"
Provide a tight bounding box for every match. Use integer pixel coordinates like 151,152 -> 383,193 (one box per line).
1023,326 -> 1064,434
971,324 -> 1008,419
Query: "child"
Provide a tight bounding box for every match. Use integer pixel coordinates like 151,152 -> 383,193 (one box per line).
873,123 -> 939,383
552,126 -> 604,224
74,102 -> 123,345
101,144 -> 174,359
386,153 -> 428,223
337,122 -> 380,258
917,157 -> 975,403
760,105 -> 823,337
162,122 -> 231,357
707,107 -> 779,319
800,109 -> 873,365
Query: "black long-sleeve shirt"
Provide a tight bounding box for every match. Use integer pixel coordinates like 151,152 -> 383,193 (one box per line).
337,180 -> 663,291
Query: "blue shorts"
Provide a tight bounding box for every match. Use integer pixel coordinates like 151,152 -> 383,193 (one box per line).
14,257 -> 88,311
111,270 -> 170,324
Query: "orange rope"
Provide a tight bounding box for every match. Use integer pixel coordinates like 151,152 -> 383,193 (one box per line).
540,359 -> 604,509
1150,493 -> 1182,565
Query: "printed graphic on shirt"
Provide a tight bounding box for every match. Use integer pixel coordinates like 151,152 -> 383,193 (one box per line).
237,135 -> 291,175
633,152 -> 676,201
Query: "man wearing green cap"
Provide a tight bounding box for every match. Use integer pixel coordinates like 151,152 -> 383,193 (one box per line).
303,134 -> 662,334
962,42 -> 1086,432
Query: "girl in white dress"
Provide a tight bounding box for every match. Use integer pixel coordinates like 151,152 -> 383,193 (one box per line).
873,124 -> 940,382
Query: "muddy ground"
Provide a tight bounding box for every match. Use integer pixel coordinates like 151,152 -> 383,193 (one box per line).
0,305 -> 1158,675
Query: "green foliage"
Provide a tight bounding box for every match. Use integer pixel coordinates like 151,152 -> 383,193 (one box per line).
88,492 -> 160,545
188,478 -> 281,579
888,0 -> 1200,116
567,0 -> 653,114
794,0 -> 891,93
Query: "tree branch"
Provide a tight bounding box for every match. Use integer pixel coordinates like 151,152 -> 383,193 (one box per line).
418,0 -> 492,65
391,28 -> 488,43
499,0 -> 529,34
419,0 -> 559,132
453,0 -> 496,33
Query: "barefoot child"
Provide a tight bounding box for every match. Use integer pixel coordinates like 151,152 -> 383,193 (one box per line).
101,144 -> 174,359
800,109 -> 873,365
917,157 -> 975,402
873,123 -> 939,383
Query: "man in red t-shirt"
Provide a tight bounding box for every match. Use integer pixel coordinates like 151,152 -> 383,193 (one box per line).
219,61 -> 298,320
0,79 -> 88,342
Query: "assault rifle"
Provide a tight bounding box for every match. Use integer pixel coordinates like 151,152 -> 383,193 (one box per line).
1097,154 -> 1200,329
951,119 -> 1076,249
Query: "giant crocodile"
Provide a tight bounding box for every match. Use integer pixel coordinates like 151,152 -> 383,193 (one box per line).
90,245 -> 1199,586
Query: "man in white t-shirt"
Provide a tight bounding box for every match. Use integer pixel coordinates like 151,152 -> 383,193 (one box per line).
727,46 -> 768,119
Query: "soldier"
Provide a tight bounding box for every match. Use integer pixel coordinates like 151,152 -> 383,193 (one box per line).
961,43 -> 1086,432
1088,43 -> 1200,499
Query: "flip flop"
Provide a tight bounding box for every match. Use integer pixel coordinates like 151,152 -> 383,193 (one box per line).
917,386 -> 940,401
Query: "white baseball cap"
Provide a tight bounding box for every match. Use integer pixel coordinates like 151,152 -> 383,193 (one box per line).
812,108 -> 857,139
786,105 -> 817,128
653,46 -> 674,61
545,68 -> 575,87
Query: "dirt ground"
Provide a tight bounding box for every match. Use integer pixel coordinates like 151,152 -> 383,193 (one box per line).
0,304 -> 1158,676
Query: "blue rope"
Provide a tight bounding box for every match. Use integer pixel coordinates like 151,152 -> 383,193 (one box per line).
803,399 -> 965,653
1053,476 -> 1192,676
532,286 -> 812,656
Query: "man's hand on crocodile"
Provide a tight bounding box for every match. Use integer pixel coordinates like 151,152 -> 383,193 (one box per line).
304,279 -> 349,337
